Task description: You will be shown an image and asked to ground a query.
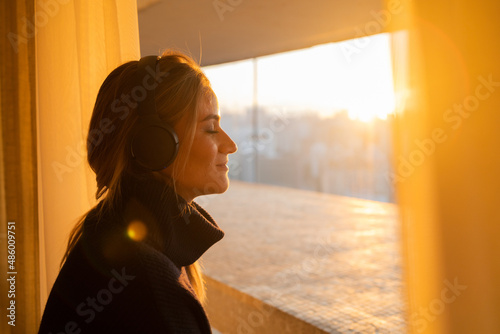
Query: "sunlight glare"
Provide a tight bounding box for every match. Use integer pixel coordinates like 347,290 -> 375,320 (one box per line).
204,33 -> 396,121
127,220 -> 147,242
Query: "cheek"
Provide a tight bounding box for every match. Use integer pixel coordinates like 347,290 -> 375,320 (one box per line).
188,136 -> 218,171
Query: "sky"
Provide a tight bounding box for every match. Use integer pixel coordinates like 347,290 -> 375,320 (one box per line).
203,33 -> 396,121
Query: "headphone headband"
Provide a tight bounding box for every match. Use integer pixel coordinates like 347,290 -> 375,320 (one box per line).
130,55 -> 179,171
136,55 -> 159,117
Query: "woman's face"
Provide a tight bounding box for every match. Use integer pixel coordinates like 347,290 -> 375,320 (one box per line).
163,94 -> 237,202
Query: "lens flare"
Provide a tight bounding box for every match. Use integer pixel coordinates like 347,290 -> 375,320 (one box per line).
127,221 -> 147,241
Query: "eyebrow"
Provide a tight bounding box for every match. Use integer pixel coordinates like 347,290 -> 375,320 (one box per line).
200,114 -> 221,122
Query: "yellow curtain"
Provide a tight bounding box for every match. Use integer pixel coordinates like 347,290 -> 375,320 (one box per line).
36,0 -> 140,317
1,1 -> 139,333
388,0 -> 500,333
0,1 -> 38,333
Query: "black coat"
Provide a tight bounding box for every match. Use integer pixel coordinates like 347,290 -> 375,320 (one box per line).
38,175 -> 224,334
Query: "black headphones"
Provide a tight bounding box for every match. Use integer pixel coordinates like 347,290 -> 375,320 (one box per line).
130,56 -> 179,171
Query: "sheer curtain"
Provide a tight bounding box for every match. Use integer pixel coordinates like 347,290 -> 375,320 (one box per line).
0,1 -> 139,333
36,0 -> 140,315
388,0 -> 500,333
0,1 -> 38,333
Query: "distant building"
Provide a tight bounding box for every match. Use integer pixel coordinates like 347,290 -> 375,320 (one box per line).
222,107 -> 395,203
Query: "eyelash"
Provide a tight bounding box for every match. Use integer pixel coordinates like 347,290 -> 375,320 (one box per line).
206,130 -> 219,134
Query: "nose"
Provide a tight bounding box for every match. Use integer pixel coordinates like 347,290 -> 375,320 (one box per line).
220,130 -> 238,154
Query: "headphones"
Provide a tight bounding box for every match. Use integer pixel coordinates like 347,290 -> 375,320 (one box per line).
130,56 -> 179,171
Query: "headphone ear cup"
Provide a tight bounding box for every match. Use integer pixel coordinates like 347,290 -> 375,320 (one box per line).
130,115 -> 179,171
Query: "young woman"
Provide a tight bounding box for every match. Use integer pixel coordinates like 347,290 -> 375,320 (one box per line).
38,51 -> 237,333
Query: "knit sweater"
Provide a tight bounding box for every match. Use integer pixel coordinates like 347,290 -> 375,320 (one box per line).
38,175 -> 224,334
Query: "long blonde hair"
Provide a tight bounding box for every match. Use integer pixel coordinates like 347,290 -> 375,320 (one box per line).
62,50 -> 213,303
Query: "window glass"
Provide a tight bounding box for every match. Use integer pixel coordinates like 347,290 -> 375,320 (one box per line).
204,33 -> 395,202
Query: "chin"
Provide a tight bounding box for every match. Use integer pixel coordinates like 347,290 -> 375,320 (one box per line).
205,177 -> 229,195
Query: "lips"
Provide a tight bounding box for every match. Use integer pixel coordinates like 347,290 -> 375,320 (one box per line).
216,160 -> 229,170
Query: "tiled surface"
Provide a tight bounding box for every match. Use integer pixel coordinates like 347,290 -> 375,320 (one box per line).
201,181 -> 407,334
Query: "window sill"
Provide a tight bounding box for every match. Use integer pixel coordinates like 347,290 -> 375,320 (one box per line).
202,180 -> 406,333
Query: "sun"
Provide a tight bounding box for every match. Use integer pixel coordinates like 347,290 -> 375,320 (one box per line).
347,93 -> 396,122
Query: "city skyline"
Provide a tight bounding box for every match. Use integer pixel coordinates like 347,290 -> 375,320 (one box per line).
220,105 -> 395,203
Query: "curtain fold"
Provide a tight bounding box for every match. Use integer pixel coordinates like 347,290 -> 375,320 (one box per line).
0,1 -> 39,333
0,1 -> 40,334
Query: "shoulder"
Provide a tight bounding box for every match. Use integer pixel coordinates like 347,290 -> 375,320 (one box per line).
39,234 -> 165,333
39,222 -> 210,333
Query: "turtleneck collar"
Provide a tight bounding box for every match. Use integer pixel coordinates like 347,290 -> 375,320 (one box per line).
97,174 -> 224,268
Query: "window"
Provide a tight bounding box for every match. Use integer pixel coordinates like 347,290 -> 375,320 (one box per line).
204,33 -> 395,202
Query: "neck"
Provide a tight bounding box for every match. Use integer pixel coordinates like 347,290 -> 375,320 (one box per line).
118,174 -> 224,267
